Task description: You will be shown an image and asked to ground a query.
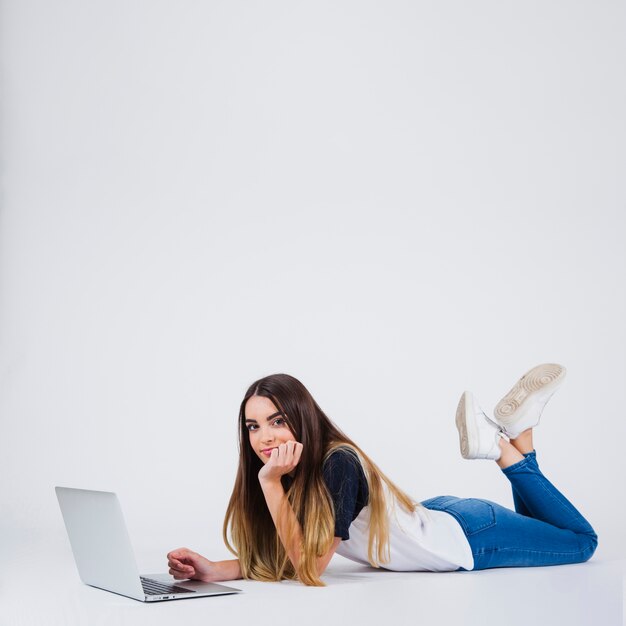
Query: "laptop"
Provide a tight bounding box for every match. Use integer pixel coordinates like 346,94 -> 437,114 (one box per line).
55,486 -> 242,602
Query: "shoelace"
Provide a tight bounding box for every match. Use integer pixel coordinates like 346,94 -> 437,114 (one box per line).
482,412 -> 511,442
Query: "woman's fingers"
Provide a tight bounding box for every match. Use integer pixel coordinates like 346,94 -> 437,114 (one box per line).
276,441 -> 303,469
168,560 -> 195,579
293,441 -> 303,465
277,442 -> 292,465
167,548 -> 192,561
167,548 -> 198,579
168,554 -> 189,568
258,441 -> 304,481
168,558 -> 192,571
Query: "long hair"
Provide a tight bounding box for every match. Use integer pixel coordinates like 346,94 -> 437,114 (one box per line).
222,373 -> 423,586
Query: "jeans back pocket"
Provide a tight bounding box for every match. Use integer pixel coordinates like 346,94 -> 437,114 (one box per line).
421,495 -> 496,536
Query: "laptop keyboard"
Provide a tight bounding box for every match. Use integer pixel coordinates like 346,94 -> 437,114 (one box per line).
140,576 -> 197,595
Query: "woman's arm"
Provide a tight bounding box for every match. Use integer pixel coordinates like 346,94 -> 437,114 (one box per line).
167,548 -> 243,582
259,441 -> 341,577
260,477 -> 342,576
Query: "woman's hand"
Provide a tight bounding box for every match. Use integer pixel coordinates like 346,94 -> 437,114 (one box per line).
167,548 -> 217,582
258,441 -> 304,484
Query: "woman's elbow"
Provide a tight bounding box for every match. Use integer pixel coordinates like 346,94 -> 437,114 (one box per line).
316,537 -> 342,576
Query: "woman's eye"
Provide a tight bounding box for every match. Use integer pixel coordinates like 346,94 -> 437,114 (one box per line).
273,418 -> 285,426
246,424 -> 258,431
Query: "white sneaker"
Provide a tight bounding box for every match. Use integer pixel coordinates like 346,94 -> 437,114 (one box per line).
493,363 -> 566,439
455,391 -> 505,460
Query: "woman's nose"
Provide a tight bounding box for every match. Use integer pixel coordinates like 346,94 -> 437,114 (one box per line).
260,429 -> 274,443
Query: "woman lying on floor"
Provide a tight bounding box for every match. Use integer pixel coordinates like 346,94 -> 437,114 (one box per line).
167,365 -> 597,586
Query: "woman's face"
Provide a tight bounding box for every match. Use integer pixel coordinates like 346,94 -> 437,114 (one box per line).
244,395 -> 296,464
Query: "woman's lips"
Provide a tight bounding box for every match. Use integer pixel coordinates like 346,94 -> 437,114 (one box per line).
261,448 -> 276,457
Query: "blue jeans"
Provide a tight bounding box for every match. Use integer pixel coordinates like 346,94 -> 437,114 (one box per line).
421,451 -> 598,570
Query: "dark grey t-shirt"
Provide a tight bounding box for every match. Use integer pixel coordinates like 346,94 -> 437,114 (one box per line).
322,448 -> 369,540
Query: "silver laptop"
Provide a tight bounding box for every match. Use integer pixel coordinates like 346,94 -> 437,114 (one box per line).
55,486 -> 242,602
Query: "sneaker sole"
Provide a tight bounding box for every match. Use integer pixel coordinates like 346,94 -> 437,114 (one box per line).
455,391 -> 474,459
493,363 -> 566,427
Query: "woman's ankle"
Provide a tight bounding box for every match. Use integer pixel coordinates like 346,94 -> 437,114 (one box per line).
496,438 -> 525,469
510,428 -> 534,455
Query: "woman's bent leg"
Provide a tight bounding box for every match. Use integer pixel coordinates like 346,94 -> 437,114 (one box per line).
423,495 -> 597,570
468,499 -> 598,570
501,452 -> 597,538
422,451 -> 598,570
471,452 -> 597,569
509,451 -> 534,517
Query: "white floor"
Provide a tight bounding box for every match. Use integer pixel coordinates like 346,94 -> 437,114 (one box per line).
2,533 -> 624,626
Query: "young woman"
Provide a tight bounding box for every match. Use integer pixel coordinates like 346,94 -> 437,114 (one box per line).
167,364 -> 598,587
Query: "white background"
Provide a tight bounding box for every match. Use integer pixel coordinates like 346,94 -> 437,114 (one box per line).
1,0 -> 625,584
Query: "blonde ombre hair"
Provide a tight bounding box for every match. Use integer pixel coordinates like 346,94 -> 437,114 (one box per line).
223,373 -> 424,587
